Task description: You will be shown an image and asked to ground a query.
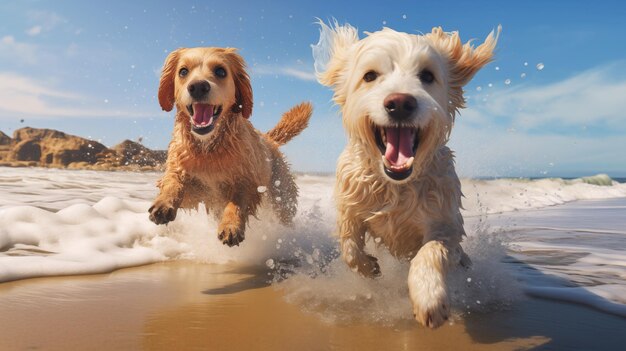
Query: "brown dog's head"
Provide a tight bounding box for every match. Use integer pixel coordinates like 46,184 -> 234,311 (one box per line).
158,47 -> 253,140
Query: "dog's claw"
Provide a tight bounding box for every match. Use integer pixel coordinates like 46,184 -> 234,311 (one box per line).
218,227 -> 245,247
149,201 -> 177,225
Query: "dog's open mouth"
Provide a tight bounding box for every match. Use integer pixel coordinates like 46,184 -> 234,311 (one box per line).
374,126 -> 419,181
187,103 -> 222,135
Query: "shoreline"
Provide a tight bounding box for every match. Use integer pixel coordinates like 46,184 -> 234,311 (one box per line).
1,260 -> 624,350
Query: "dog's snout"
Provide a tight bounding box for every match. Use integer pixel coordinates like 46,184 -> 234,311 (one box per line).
384,93 -> 418,121
188,80 -> 211,100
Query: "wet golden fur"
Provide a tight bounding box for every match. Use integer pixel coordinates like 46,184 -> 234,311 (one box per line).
315,23 -> 498,328
149,47 -> 312,246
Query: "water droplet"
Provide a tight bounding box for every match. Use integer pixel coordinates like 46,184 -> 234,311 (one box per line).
374,237 -> 382,243
274,180 -> 281,186
275,196 -> 281,202
402,14 -> 407,19
488,83 -> 493,88
524,62 -> 529,66
104,99 -> 109,103
265,259 -> 275,269
277,238 -> 283,244
476,86 -> 482,91
467,277 -> 472,283
504,79 -> 511,85
536,62 -> 544,71
495,66 -> 500,71
382,20 -> 387,25
476,300 -> 481,304
257,186 -> 267,193
520,73 -> 526,78
312,248 -> 320,261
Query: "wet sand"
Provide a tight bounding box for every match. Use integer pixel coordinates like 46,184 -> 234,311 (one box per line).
1,261 -> 624,350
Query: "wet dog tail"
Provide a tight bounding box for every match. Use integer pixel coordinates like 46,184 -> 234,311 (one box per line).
266,102 -> 312,146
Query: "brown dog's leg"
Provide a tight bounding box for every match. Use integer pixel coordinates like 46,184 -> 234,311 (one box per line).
149,172 -> 184,225
268,153 -> 298,226
339,215 -> 380,277
218,201 -> 247,246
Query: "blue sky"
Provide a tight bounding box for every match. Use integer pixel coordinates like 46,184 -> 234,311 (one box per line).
1,0 -> 625,177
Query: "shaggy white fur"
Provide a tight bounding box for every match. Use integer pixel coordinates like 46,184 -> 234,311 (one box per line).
314,21 -> 499,328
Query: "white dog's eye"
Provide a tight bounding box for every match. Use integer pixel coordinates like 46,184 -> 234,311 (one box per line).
419,69 -> 435,84
178,68 -> 189,78
363,71 -> 378,83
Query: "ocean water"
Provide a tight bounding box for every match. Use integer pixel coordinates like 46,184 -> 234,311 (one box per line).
1,167 -> 625,322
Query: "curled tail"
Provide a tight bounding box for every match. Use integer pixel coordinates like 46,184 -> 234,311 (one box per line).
266,102 -> 312,146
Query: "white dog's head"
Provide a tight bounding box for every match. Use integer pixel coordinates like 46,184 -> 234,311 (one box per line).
314,22 -> 499,182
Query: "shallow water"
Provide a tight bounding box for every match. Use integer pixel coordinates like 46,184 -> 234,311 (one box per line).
1,166 -> 625,320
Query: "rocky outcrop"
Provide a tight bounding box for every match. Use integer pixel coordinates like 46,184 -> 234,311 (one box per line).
0,127 -> 166,171
0,131 -> 11,146
111,140 -> 167,167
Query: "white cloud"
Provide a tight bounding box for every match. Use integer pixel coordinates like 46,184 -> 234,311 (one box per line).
0,72 -> 151,119
450,62 -> 626,177
26,25 -> 42,36
0,35 -> 38,64
252,64 -> 317,81
27,10 -> 65,32
468,63 -> 626,131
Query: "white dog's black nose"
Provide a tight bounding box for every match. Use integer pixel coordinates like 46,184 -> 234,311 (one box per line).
188,80 -> 211,100
384,93 -> 417,121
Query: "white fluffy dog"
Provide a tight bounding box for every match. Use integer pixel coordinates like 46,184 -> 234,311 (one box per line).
313,22 -> 499,328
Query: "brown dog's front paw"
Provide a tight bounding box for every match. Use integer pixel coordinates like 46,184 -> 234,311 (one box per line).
149,199 -> 178,225
218,223 -> 245,247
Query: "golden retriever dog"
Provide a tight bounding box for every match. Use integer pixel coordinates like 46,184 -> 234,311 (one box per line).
313,22 -> 499,327
149,47 -> 312,246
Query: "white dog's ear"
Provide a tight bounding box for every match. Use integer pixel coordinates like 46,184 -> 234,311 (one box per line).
312,19 -> 359,89
428,26 -> 500,112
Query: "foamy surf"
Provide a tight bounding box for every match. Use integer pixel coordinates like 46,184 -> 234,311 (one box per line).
1,167 -> 625,321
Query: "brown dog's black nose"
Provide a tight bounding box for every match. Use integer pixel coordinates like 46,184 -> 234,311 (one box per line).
384,93 -> 418,121
188,80 -> 211,100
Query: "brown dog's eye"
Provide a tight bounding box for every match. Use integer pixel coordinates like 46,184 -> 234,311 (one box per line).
179,68 -> 189,78
363,71 -> 378,82
214,66 -> 227,78
419,69 -> 435,84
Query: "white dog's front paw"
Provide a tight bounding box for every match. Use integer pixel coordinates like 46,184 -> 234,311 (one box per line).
409,279 -> 449,328
408,241 -> 450,328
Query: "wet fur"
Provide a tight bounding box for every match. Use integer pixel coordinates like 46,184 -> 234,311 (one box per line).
315,22 -> 498,328
150,47 -> 312,246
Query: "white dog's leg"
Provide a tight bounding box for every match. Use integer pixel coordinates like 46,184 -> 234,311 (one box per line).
408,240 -> 451,328
339,219 -> 380,277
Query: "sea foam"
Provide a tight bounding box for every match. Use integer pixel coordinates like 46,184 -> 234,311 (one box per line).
1,167 -> 625,320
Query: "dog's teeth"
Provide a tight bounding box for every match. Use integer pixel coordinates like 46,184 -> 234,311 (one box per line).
382,156 -> 392,168
382,156 -> 415,171
405,156 -> 415,168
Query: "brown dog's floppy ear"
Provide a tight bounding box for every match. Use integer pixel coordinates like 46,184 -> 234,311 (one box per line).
224,49 -> 253,119
158,48 -> 183,112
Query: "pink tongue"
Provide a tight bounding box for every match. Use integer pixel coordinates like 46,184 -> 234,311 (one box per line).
384,127 -> 415,167
192,104 -> 214,126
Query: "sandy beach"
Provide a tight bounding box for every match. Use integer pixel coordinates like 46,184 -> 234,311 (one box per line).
1,260 -> 625,351
1,168 -> 626,350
